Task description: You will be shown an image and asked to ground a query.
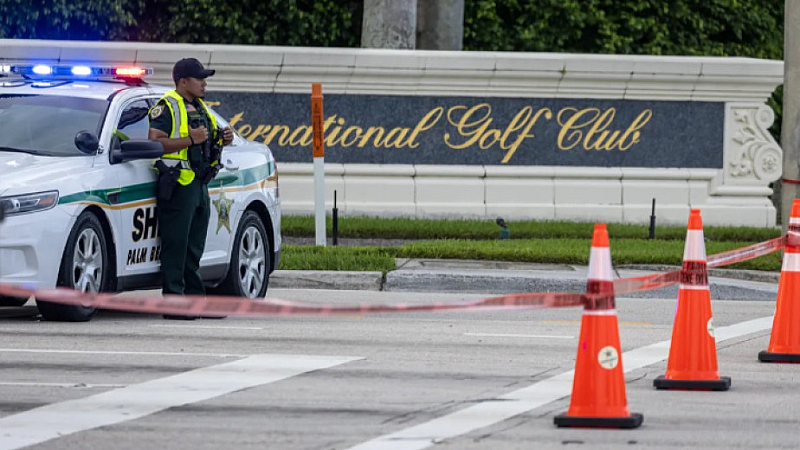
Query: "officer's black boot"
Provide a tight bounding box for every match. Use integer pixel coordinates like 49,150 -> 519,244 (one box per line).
163,314 -> 199,320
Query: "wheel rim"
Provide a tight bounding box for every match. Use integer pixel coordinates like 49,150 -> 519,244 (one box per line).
71,228 -> 102,293
238,225 -> 266,298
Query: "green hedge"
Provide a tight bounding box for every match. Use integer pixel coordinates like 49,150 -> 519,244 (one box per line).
1,0 -> 783,60
118,0 -> 364,47
0,0 -> 135,40
463,0 -> 782,59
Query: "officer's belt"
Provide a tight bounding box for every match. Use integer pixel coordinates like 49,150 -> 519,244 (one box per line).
158,159 -> 191,170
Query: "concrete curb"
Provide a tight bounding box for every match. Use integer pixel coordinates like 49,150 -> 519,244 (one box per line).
271,270 -> 384,291
271,259 -> 781,300
384,269 -> 587,294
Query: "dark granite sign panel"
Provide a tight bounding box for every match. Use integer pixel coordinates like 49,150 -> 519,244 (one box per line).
205,92 -> 723,168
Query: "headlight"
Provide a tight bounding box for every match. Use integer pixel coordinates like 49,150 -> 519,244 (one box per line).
0,191 -> 59,216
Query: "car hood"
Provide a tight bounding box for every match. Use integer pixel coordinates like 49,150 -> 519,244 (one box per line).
0,152 -> 95,196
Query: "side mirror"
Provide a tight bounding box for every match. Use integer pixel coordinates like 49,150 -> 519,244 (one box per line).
110,140 -> 164,164
74,130 -> 99,155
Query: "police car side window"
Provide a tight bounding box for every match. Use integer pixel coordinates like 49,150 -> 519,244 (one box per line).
112,100 -> 151,149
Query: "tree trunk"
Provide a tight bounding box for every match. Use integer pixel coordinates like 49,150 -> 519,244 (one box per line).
417,0 -> 464,50
782,0 -> 800,231
361,0 -> 417,49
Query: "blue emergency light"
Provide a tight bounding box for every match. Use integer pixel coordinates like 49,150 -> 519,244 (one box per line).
71,66 -> 91,76
0,64 -> 154,81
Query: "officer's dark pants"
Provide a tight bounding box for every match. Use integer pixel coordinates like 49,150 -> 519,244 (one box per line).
157,178 -> 209,296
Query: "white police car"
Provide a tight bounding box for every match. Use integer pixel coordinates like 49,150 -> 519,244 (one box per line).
0,63 -> 281,321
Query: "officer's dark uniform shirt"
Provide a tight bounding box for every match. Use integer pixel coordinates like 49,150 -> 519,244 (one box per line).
149,97 -> 212,171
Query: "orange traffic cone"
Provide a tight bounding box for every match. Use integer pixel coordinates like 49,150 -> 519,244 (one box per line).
654,209 -> 730,390
554,223 -> 643,429
759,198 -> 800,363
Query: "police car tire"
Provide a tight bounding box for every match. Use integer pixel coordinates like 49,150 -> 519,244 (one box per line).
37,212 -> 109,322
0,295 -> 30,307
210,211 -> 270,299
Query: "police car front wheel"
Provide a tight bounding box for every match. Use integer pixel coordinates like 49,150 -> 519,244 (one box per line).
210,210 -> 270,299
37,212 -> 112,322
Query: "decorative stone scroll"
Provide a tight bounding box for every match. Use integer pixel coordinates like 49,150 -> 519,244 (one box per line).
727,104 -> 782,183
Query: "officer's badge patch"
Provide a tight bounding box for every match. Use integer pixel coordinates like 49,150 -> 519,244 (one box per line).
213,188 -> 235,234
149,104 -> 164,120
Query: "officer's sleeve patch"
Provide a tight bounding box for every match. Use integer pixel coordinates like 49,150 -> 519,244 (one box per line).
149,104 -> 164,120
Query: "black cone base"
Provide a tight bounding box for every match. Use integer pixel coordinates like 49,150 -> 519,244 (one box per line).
554,412 -> 643,429
653,375 -> 730,391
758,351 -> 800,363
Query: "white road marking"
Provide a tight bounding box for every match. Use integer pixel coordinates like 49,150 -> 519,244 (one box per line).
463,333 -> 573,339
0,382 -> 126,389
347,316 -> 773,450
149,324 -> 265,330
0,348 -> 248,358
0,353 -> 361,450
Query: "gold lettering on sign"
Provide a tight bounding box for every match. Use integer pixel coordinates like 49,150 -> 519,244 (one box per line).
289,126 -> 313,146
557,107 -> 600,150
500,107 -> 553,163
444,104 -> 494,149
406,108 -> 444,148
444,104 -> 553,163
217,100 -> 653,164
618,110 -> 653,151
557,107 -> 653,151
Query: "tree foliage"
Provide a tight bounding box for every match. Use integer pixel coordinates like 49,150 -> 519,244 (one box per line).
115,0 -> 363,47
463,0 -> 783,59
0,0 -> 783,61
0,0 -> 135,40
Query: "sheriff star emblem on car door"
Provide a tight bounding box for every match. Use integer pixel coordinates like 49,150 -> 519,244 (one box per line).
213,188 -> 235,234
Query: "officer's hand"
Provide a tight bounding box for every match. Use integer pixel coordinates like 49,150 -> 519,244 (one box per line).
222,127 -> 234,146
190,125 -> 208,144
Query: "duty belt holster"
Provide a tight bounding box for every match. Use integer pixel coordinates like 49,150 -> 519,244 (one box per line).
154,159 -> 183,201
198,164 -> 221,185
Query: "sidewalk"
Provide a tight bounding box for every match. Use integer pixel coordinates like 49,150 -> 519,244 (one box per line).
270,258 -> 780,301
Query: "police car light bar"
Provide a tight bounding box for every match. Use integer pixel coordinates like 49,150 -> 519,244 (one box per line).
5,64 -> 154,81
114,67 -> 149,78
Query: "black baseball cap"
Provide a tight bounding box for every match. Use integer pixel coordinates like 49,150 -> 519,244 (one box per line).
172,58 -> 215,82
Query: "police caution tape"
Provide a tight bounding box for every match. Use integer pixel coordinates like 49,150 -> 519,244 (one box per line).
0,235 -> 785,317
707,236 -> 785,268
0,283 -> 586,316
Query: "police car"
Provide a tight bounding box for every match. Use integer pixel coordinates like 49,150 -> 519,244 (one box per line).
0,63 -> 281,321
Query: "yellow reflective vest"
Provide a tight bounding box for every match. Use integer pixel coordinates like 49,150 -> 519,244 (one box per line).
154,90 -> 218,186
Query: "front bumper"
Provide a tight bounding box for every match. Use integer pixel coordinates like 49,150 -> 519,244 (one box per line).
0,207 -> 71,289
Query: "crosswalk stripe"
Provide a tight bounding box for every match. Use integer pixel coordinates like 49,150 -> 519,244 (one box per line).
346,316 -> 773,450
0,353 -> 361,450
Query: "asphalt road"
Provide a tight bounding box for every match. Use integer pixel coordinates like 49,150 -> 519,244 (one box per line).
0,286 -> 796,450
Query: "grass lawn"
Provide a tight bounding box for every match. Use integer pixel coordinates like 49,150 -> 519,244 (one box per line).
279,216 -> 783,272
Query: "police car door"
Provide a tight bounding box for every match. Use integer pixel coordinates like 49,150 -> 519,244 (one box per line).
112,98 -> 162,280
203,111 -> 238,270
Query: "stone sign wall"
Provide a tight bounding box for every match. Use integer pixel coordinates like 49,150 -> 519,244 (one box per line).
0,40 -> 784,226
207,93 -> 724,168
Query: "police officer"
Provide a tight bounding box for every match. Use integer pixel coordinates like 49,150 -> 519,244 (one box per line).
148,58 -> 233,319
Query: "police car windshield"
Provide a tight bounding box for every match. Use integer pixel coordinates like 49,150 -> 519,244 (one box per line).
0,94 -> 107,157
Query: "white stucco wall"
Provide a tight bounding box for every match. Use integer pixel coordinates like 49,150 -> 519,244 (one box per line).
0,39 -> 784,226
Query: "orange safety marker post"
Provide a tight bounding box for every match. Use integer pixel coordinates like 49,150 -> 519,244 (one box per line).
554,224 -> 643,429
759,198 -> 800,363
311,83 -> 325,159
311,83 -> 326,246
654,209 -> 731,390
